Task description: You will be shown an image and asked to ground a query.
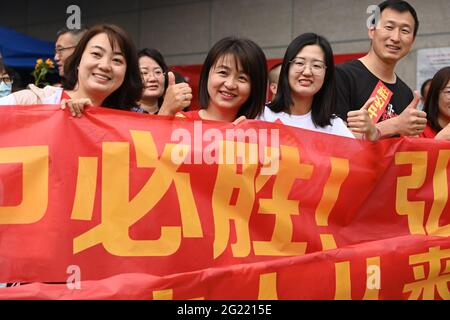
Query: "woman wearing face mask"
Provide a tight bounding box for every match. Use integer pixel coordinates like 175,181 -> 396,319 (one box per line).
0,61 -> 14,98
260,33 -> 379,140
0,24 -> 142,115
177,36 -> 267,122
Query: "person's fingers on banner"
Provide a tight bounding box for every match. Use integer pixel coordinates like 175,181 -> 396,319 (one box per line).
61,98 -> 94,117
232,115 -> 247,126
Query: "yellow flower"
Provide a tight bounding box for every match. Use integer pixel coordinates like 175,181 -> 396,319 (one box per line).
32,57 -> 56,87
45,58 -> 54,69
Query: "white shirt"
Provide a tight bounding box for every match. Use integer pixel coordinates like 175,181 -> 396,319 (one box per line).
259,106 -> 355,138
0,85 -> 63,106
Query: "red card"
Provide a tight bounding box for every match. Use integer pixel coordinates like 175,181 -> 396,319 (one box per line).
367,80 -> 393,123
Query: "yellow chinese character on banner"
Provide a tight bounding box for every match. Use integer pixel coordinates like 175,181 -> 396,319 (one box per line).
253,145 -> 313,256
72,130 -> 202,256
0,146 -> 48,224
403,246 -> 450,300
395,151 -> 450,236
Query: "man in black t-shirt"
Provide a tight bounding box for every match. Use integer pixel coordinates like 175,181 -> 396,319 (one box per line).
336,0 -> 426,138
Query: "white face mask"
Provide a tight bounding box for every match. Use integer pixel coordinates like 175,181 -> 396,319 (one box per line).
0,82 -> 12,98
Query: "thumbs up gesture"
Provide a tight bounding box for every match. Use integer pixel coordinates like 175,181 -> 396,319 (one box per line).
347,97 -> 380,141
158,71 -> 193,116
395,91 -> 427,136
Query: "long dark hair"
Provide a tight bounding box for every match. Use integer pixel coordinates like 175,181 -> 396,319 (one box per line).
63,23 -> 142,109
198,36 -> 267,119
268,33 -> 335,127
138,48 -> 168,107
423,66 -> 450,132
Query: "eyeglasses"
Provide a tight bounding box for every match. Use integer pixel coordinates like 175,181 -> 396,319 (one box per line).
0,76 -> 13,85
441,89 -> 450,98
54,46 -> 77,55
289,58 -> 327,76
141,69 -> 165,79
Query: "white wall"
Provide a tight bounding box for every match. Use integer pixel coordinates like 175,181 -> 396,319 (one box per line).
1,0 -> 449,87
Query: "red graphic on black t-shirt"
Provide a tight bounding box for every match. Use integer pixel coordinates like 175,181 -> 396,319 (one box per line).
380,104 -> 398,122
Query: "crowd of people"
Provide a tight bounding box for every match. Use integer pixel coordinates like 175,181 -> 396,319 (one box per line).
1,0 -> 449,141
2,0 -> 450,291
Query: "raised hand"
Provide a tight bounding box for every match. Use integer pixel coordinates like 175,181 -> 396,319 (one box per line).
347,97 -> 380,141
394,91 -> 427,136
158,72 -> 193,116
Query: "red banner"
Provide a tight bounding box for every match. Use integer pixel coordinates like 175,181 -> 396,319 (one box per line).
0,105 -> 449,300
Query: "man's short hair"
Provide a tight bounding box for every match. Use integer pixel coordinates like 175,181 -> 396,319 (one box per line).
377,0 -> 419,37
56,26 -> 88,43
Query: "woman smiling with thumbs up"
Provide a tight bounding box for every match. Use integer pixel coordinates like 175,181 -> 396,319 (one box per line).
134,48 -> 193,115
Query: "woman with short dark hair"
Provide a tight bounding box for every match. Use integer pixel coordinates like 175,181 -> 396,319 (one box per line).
0,24 -> 142,115
63,23 -> 142,112
178,36 -> 267,122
